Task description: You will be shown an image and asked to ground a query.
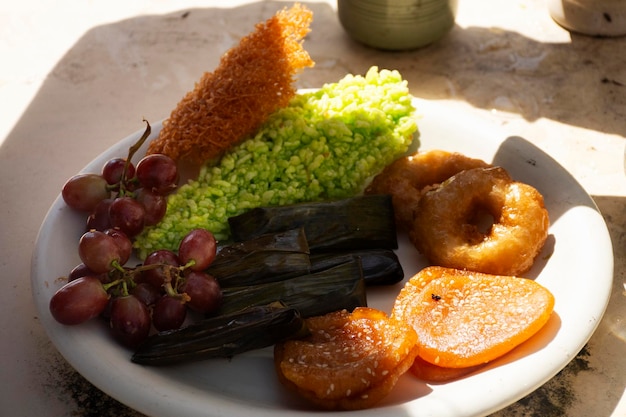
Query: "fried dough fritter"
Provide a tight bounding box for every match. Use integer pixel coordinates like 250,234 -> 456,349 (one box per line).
365,150 -> 490,228
148,4 -> 314,163
412,166 -> 549,276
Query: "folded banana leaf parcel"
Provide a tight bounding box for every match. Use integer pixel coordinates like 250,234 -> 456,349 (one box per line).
132,259 -> 366,366
227,195 -> 398,251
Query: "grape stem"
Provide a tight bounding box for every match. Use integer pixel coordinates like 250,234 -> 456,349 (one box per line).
96,255 -> 196,302
128,261 -> 190,301
103,279 -> 124,292
181,259 -> 196,270
119,119 -> 151,195
111,260 -> 126,274
163,281 -> 191,302
121,280 -> 130,297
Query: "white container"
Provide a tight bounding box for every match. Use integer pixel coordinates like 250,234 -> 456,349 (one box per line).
548,0 -> 626,36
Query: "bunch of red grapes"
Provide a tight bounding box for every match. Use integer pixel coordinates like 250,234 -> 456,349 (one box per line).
49,124 -> 222,349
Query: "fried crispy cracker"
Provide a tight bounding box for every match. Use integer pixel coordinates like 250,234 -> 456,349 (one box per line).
147,4 -> 314,163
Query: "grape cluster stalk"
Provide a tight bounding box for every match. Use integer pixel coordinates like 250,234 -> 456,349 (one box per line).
50,121 -> 223,348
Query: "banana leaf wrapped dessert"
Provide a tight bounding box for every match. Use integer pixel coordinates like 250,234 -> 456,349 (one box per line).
209,230 -> 403,287
131,260 -> 367,366
207,228 -> 311,287
309,248 -> 403,286
132,302 -> 307,366
228,195 -> 397,251
218,258 -> 366,317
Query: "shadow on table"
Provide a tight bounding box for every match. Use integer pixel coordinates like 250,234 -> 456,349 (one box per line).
329,22 -> 626,139
5,1 -> 625,416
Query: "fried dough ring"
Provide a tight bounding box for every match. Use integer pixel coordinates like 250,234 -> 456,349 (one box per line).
365,150 -> 490,228
411,167 -> 549,276
274,307 -> 419,410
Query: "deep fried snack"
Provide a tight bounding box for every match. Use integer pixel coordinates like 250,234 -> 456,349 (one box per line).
392,266 -> 555,369
365,150 -> 490,228
147,4 -> 314,163
411,166 -> 549,276
274,307 -> 419,410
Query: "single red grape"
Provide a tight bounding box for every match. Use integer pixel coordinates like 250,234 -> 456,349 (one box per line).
178,229 -> 217,271
68,263 -> 111,284
68,263 -> 96,282
181,271 -> 222,314
100,297 -> 114,319
108,196 -> 145,237
135,154 -> 178,195
131,282 -> 161,307
109,295 -> 151,348
62,173 -> 110,212
152,295 -> 187,331
49,276 -> 110,325
135,188 -> 167,226
78,230 -> 122,274
102,157 -> 135,187
86,198 -> 113,231
104,228 -> 132,265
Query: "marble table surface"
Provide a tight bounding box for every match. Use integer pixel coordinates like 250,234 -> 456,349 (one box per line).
1,0 -> 625,416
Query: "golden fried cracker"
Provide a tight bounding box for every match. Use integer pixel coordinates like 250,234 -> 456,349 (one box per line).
148,4 -> 314,163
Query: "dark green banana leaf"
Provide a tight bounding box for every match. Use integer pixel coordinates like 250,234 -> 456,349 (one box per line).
218,258 -> 367,318
227,195 -> 397,251
309,248 -> 404,286
207,228 -> 311,287
131,302 -> 307,366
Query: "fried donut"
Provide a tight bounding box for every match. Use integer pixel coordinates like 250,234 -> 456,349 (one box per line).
365,150 -> 490,228
411,167 -> 549,276
274,307 -> 419,410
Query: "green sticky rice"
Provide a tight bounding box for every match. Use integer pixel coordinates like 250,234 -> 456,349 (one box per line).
134,67 -> 419,258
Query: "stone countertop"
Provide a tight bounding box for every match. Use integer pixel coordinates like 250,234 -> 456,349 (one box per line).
1,0 -> 624,416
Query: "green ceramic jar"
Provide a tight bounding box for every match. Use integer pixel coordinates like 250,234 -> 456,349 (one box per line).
338,0 -> 458,50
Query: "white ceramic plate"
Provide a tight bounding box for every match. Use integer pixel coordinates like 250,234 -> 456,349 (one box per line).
31,98 -> 613,417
